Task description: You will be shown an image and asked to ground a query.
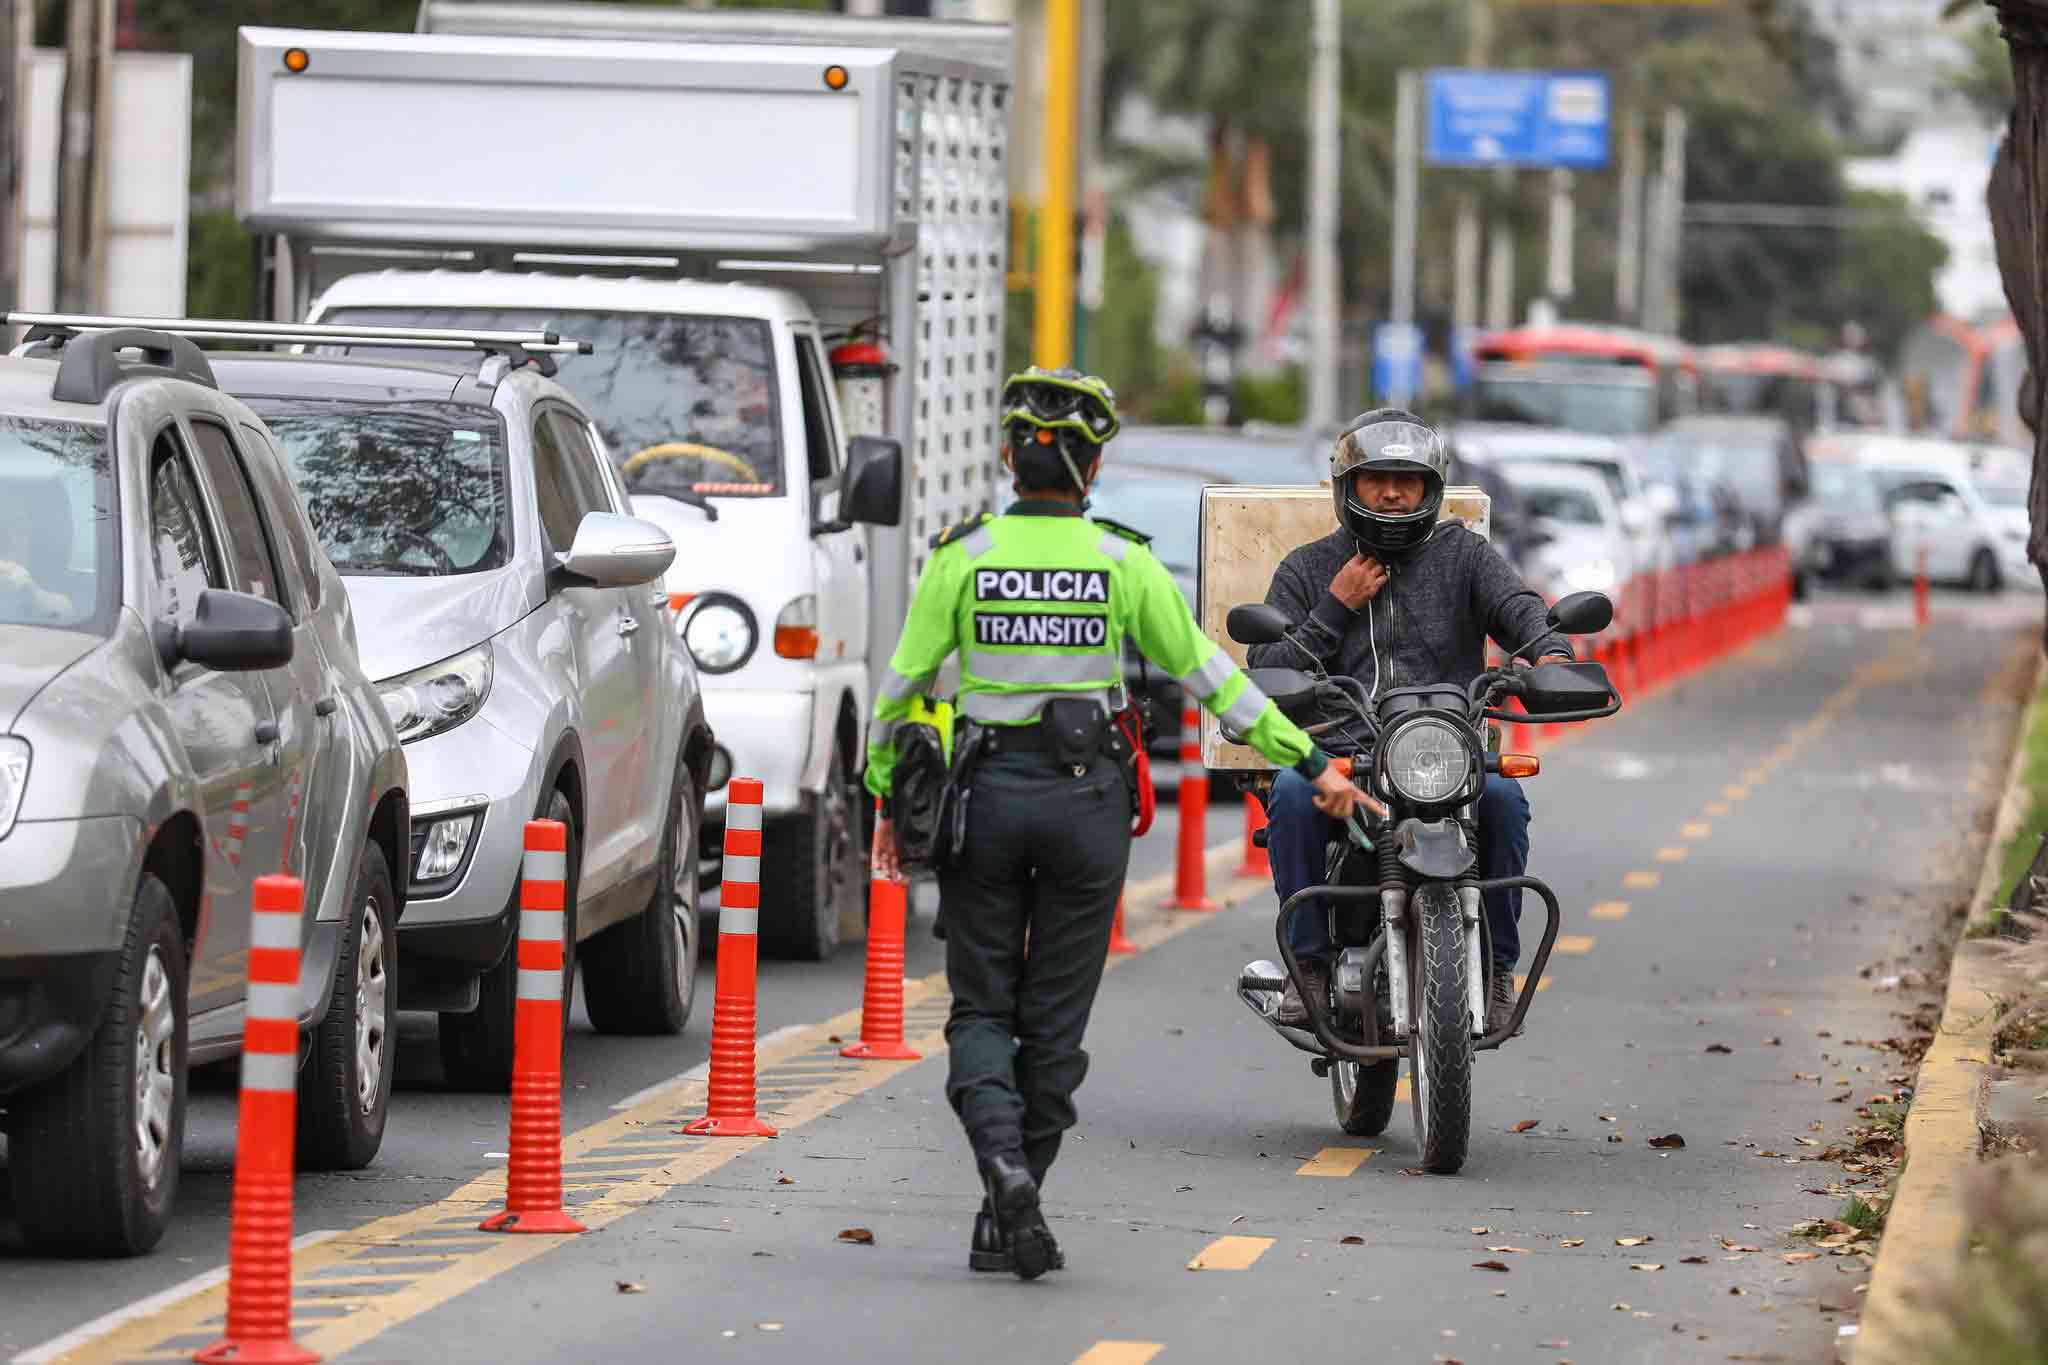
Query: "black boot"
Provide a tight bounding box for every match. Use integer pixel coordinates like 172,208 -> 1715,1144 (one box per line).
969,1198 -> 1011,1272
978,1151 -> 1059,1281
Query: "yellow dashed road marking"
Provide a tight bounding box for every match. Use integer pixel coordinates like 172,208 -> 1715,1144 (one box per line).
1743,766 -> 1768,783
1623,869 -> 1661,890
1681,821 -> 1712,839
1188,1236 -> 1275,1271
1723,784 -> 1750,800
1553,935 -> 1596,955
1706,801 -> 1730,816
1514,974 -> 1552,993
1296,1146 -> 1377,1177
1075,1343 -> 1165,1365
1654,846 -> 1688,863
1394,1076 -> 1412,1102
1589,901 -> 1631,921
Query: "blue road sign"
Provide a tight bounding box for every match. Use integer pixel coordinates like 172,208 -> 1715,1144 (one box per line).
1425,70 -> 1611,171
1373,322 -> 1425,405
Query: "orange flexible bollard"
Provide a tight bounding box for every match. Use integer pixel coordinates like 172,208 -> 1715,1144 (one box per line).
1107,891 -> 1138,954
1235,793 -> 1270,878
195,877 -> 318,1365
480,820 -> 585,1235
1915,543 -> 1930,629
843,875 -> 921,1060
1170,704 -> 1217,910
683,778 -> 778,1137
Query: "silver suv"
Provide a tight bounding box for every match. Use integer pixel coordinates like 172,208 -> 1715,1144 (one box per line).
0,324 -> 409,1255
206,326 -> 716,1091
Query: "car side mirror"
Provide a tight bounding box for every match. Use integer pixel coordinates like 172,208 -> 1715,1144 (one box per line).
556,512 -> 676,588
1227,603 -> 1293,645
162,588 -> 294,673
840,436 -> 903,528
1548,590 -> 1614,636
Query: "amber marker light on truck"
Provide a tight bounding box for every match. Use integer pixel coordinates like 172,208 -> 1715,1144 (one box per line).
283,47 -> 310,73
823,64 -> 849,90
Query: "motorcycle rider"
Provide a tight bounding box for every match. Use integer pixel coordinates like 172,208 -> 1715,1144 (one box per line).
867,366 -> 1363,1280
1250,409 -> 1574,1036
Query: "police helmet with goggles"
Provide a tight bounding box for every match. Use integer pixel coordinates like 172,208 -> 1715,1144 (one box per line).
1001,366 -> 1121,496
1330,408 -> 1450,560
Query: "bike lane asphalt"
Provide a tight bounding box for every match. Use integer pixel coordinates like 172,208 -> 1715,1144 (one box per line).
26,602 -> 2031,1365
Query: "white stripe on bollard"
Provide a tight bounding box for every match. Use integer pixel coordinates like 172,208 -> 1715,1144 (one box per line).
721,854 -> 761,886
725,802 -> 764,833
521,849 -> 569,884
248,913 -> 299,951
717,905 -> 759,936
518,908 -> 566,943
239,1050 -> 298,1094
515,968 -> 562,1001
245,981 -> 297,1020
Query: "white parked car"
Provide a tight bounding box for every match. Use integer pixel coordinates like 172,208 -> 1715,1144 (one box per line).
1833,436 -> 2036,592
1494,460 -> 1634,605
1447,424 -> 1671,589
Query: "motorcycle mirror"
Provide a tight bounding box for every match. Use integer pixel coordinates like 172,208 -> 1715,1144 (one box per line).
1245,666 -> 1317,710
1547,590 -> 1614,636
1227,603 -> 1293,646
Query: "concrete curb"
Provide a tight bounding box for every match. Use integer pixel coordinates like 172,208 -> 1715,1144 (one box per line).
1854,650 -> 2043,1363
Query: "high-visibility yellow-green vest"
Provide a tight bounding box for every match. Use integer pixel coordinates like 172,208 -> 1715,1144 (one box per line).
865,500 -> 1328,800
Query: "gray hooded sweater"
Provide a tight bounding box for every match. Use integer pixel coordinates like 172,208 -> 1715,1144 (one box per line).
1244,522 -> 1570,756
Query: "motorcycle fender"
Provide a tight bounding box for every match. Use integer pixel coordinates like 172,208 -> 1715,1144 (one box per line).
1394,817 -> 1475,880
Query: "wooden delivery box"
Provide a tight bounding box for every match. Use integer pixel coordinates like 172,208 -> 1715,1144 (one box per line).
1195,484 -> 1492,770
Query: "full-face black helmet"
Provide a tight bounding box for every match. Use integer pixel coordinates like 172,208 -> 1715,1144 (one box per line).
1330,408 -> 1450,560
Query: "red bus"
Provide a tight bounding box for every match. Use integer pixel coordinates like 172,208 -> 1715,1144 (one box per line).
1700,344 -> 1823,431
1467,323 -> 1698,436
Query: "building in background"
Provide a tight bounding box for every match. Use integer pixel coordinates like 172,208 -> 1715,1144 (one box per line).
1800,0 -> 1974,139
1845,121 -> 2006,323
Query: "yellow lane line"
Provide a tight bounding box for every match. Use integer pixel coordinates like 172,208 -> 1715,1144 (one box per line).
1513,974 -> 1551,994
1743,766 -> 1768,783
1680,821 -> 1712,839
1295,1146 -> 1377,1177
1622,869 -> 1661,890
1075,1344 -> 1165,1365
1654,846 -> 1688,863
1705,801 -> 1730,816
1552,935 -> 1596,955
1589,901 -> 1630,921
1394,1076 -> 1412,1102
64,850 -> 1270,1365
1723,784 -> 1750,800
1188,1236 -> 1275,1271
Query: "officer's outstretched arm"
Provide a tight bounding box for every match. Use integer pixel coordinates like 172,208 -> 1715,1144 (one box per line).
1122,544 -> 1329,780
867,548 -> 967,801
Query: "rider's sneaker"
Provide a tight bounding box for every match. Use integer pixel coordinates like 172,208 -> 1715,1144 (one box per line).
1275,959 -> 1330,1027
1486,968 -> 1520,1036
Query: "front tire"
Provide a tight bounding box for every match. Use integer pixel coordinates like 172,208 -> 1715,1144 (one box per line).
1408,883 -> 1472,1174
584,762 -> 700,1035
298,842 -> 397,1171
759,739 -> 861,961
1332,1058 -> 1399,1137
439,789 -> 579,1091
1970,548 -> 2003,594
8,876 -> 187,1255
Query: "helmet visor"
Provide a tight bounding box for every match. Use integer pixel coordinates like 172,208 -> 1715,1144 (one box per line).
1331,419 -> 1448,482
1003,373 -> 1120,444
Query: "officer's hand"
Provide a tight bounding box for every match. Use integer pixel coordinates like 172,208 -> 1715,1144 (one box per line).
871,816 -> 902,882
1309,766 -> 1386,821
1329,554 -> 1389,610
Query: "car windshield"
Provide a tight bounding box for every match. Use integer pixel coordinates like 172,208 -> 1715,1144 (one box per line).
246,399 -> 512,577
1471,371 -> 1657,436
1808,462 -> 1882,514
1086,471 -> 1206,574
0,417 -> 111,633
319,307 -> 784,499
1512,481 -> 1604,526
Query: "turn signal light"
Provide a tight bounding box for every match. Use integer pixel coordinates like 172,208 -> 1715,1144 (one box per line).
283,47 -> 310,73
1497,754 -> 1541,779
668,591 -> 696,614
823,64 -> 849,90
774,595 -> 820,659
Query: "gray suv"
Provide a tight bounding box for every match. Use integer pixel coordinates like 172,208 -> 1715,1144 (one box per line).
206,331 -> 716,1091
0,326 -> 408,1255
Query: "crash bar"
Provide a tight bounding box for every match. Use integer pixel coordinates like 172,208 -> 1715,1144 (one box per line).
1,312 -> 594,355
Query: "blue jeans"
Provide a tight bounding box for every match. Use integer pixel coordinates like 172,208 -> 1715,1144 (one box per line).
1267,768 -> 1532,972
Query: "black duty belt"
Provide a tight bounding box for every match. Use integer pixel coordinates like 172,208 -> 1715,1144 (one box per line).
979,721 -> 1058,755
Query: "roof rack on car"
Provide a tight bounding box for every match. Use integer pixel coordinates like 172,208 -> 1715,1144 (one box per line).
5,311 -> 594,379
25,325 -> 220,405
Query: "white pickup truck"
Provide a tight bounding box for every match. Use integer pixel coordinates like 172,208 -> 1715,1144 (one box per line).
235,6 -> 1012,958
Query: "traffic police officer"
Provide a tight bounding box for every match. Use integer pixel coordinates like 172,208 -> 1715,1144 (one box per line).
866,366 -> 1366,1280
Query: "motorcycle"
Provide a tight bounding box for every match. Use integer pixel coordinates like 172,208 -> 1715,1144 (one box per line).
1224,590 -> 1622,1173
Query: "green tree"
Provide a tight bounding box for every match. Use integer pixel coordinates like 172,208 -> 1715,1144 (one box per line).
1824,190 -> 1950,362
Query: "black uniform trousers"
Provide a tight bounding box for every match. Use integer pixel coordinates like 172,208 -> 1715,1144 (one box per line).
939,747 -> 1133,1186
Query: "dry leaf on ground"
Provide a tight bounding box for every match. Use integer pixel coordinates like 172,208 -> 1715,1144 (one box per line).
1631,1263 -> 1664,1272
1617,1236 -> 1654,1247
616,1281 -> 645,1294
1487,1245 -> 1530,1254
837,1228 -> 876,1245
1561,1238 -> 1586,1247
1339,1235 -> 1365,1245
1473,1260 -> 1512,1272
1706,1043 -> 1734,1054
1648,1133 -> 1687,1149
1783,1251 -> 1818,1263
1680,1256 -> 1710,1265
1511,1119 -> 1540,1133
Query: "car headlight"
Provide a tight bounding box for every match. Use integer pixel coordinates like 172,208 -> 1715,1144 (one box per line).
378,644 -> 493,745
0,736 -> 29,840
1562,559 -> 1618,594
1380,716 -> 1477,806
683,595 -> 757,674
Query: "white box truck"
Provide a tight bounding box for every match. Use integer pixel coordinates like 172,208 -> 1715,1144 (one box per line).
236,9 -> 1011,959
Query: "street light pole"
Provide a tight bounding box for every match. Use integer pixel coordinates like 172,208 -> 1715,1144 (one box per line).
1033,0 -> 1077,368
1305,0 -> 1340,431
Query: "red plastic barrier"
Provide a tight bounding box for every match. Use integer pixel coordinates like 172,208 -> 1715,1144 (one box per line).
1170,704 -> 1217,911
842,875 -> 921,1061
683,778 -> 778,1138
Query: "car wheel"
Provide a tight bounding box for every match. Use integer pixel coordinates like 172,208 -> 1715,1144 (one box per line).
584,760 -> 700,1035
759,738 -> 859,961
438,788 -> 579,1091
297,842 -> 397,1171
7,876 -> 186,1255
1970,548 -> 2003,594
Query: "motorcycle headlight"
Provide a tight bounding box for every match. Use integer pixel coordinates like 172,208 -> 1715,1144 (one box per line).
1381,717 -> 1476,805
378,644 -> 493,745
683,595 -> 757,674
0,736 -> 29,840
